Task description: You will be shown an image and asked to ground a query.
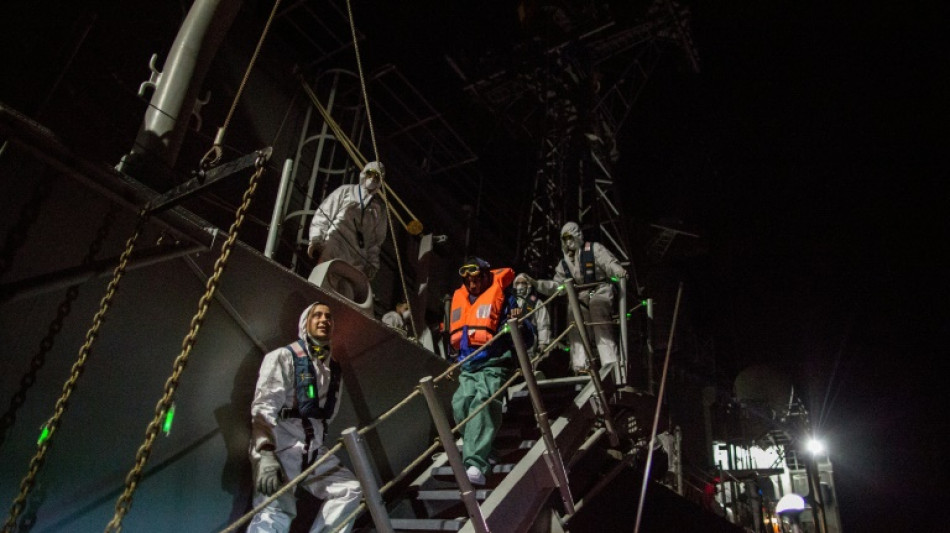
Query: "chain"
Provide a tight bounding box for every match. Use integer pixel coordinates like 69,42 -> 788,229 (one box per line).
105,165 -> 264,532
3,209 -> 148,533
0,172 -> 54,279
0,206 -> 118,451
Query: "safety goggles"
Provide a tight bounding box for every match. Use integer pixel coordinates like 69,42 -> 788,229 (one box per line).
363,169 -> 381,179
561,234 -> 573,242
458,264 -> 481,277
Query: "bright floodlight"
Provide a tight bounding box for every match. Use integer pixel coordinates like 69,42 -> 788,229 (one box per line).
806,437 -> 825,455
776,493 -> 806,515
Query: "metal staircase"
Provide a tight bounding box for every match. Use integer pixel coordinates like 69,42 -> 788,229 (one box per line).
384,375 -> 599,532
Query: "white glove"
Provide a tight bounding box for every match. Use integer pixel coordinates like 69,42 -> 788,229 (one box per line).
256,450 -> 283,496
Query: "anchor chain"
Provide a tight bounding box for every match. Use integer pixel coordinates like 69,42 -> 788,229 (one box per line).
105,164 -> 264,532
0,205 -> 118,450
3,208 -> 148,533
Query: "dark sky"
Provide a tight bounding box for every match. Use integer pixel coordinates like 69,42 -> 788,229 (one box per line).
360,2 -> 950,530
630,3 -> 950,531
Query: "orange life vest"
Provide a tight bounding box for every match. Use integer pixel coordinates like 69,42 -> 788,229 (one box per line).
449,267 -> 514,349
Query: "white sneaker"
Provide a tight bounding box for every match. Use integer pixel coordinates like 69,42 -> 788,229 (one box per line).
465,465 -> 486,486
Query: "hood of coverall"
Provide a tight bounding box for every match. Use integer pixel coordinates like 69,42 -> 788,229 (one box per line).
513,273 -> 531,298
360,161 -> 384,193
298,302 -> 330,345
560,221 -> 584,256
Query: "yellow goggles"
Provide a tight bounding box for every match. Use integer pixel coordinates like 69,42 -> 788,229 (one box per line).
458,264 -> 481,277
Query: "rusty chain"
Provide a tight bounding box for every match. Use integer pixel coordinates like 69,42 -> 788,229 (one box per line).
105,165 -> 264,532
0,205 -> 118,451
3,208 -> 148,533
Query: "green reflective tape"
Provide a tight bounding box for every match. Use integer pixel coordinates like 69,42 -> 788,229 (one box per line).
37,425 -> 50,446
307,384 -> 315,399
162,403 -> 176,436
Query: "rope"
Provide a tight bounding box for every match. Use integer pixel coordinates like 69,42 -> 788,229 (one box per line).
201,0 -> 284,169
218,440 -> 345,533
105,165 -> 264,532
338,3 -> 417,337
379,181 -> 418,338
344,0 -> 378,162
215,288 -> 584,533
3,209 -> 149,533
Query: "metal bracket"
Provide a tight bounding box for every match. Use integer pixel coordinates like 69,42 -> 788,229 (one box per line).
147,147 -> 272,213
138,53 -> 163,98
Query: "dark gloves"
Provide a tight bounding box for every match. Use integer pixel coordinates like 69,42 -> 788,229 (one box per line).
256,450 -> 283,496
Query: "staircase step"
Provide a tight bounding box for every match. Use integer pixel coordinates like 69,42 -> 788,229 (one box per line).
431,463 -> 514,477
391,517 -> 466,531
416,489 -> 493,501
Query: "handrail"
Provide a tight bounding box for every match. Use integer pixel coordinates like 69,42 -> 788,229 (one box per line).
217,278 -> 621,533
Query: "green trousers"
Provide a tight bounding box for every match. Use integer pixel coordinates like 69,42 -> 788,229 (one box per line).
451,365 -> 511,473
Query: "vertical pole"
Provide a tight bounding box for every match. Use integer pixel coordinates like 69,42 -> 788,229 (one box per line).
563,279 -> 619,447
805,454 -> 828,533
617,276 -> 628,386
634,282 -> 684,533
646,297 -> 655,394
509,320 -> 575,515
442,294 -> 453,360
418,377 -> 489,533
675,425 -> 684,496
341,427 -> 394,533
343,427 -> 393,533
264,158 -> 294,258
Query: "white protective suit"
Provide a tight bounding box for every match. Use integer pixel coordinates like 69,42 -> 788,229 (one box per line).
535,222 -> 626,371
381,306 -> 410,336
248,303 -> 362,533
513,273 -> 551,353
308,162 -> 388,279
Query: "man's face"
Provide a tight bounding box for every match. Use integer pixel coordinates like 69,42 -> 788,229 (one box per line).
562,234 -> 577,253
361,168 -> 381,192
463,270 -> 490,297
307,304 -> 333,341
513,280 -> 530,298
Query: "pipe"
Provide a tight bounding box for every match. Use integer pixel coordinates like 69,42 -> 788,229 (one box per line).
118,0 -> 243,184
264,158 -> 294,258
617,276 -> 628,385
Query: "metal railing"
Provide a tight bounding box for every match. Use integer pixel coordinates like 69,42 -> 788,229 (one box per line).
218,278 -> 624,533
